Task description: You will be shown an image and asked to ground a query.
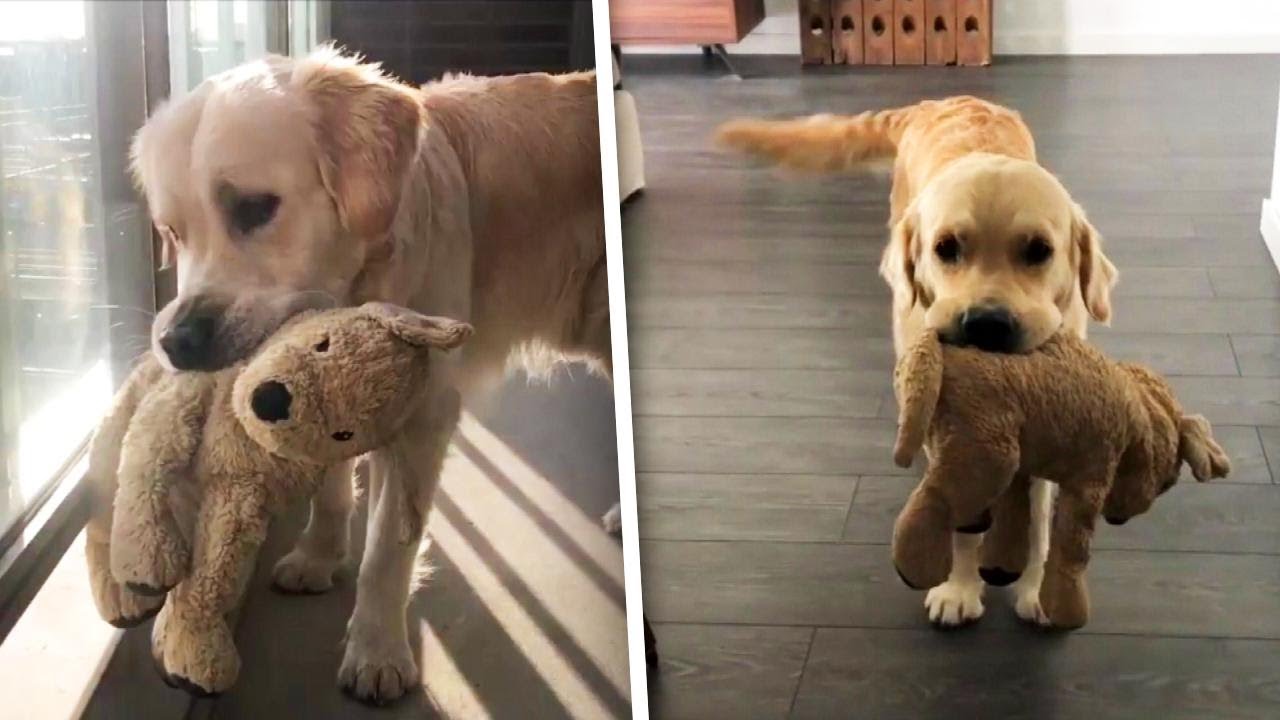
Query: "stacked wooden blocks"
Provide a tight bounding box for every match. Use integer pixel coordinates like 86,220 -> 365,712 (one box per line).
800,0 -> 991,66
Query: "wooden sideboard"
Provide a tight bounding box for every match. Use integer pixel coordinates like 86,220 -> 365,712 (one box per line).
609,0 -> 765,45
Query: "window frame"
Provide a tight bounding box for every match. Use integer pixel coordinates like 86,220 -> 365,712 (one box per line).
0,0 -> 319,647
0,0 -> 165,643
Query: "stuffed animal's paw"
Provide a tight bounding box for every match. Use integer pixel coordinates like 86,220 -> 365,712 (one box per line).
87,538 -> 164,627
112,522 -> 190,596
1038,571 -> 1089,630
924,578 -> 985,627
151,605 -> 239,696
338,624 -> 419,704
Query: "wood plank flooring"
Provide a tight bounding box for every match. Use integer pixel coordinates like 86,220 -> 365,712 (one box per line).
622,54 -> 1280,720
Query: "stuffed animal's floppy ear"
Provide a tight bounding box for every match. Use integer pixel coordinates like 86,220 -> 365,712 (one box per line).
294,45 -> 422,241
364,302 -> 473,350
1178,414 -> 1231,481
881,203 -> 921,306
1072,203 -> 1118,324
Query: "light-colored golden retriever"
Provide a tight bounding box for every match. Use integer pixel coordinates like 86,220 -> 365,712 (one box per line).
130,46 -> 607,702
717,96 -> 1117,628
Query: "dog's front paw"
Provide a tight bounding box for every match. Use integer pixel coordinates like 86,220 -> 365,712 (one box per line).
271,547 -> 344,594
1014,589 -> 1049,626
1013,583 -> 1049,626
152,606 -> 239,696
339,625 -> 418,704
601,503 -> 622,535
1011,567 -> 1051,626
924,579 -> 985,627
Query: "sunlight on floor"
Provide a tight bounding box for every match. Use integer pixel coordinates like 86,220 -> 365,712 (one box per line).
417,412 -> 628,719
0,532 -> 120,720
416,621 -> 486,717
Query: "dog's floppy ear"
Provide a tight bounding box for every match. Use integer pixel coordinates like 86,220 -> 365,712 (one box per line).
1072,203 -> 1118,324
295,46 -> 422,240
363,302 -> 473,350
881,204 -> 921,306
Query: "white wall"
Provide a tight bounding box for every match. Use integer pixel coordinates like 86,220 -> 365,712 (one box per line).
1262,82 -> 1280,276
1273,85 -> 1280,204
641,0 -> 1280,55
999,0 -> 1280,54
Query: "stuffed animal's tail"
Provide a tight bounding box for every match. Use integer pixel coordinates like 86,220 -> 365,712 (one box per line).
714,105 -> 913,173
893,332 -> 945,468
1178,414 -> 1231,481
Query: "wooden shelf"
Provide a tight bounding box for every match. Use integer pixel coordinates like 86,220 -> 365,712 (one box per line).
609,0 -> 765,45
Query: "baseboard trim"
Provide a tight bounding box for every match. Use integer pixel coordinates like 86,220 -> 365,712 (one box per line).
1262,198 -> 1280,278
624,32 -> 1280,57
998,32 -> 1280,56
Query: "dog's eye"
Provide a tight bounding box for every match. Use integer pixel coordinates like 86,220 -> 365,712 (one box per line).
230,193 -> 280,235
314,336 -> 330,353
1023,236 -> 1053,266
934,234 -> 961,264
331,430 -> 353,441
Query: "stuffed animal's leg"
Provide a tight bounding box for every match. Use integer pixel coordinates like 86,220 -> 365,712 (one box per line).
85,359 -> 165,626
272,459 -> 355,593
894,458 -> 1012,628
111,377 -> 212,595
903,452 -> 1016,627
153,484 -> 269,696
86,526 -> 164,627
340,387 -> 461,704
979,472 -> 1032,587
1038,484 -> 1106,630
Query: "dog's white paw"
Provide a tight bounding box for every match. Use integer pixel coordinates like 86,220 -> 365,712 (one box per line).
1012,582 -> 1050,626
601,503 -> 622,535
271,548 -> 343,594
338,628 -> 418,705
924,579 -> 985,627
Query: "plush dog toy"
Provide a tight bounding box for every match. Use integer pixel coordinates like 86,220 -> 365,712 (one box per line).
83,303 -> 471,695
890,330 -> 1230,629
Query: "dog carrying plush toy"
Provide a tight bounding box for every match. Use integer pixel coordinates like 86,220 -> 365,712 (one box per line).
890,330 -> 1230,629
83,303 -> 471,695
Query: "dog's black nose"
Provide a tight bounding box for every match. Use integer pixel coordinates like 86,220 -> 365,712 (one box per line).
159,312 -> 216,370
251,381 -> 292,423
959,306 -> 1020,353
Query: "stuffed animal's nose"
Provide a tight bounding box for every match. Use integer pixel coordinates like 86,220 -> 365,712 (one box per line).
959,305 -> 1020,353
251,381 -> 292,423
159,311 -> 216,370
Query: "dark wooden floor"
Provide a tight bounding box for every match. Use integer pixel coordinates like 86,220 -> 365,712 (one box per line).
622,54 -> 1280,720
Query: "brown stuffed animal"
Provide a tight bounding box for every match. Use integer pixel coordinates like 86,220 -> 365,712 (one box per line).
890,330 -> 1230,629
83,303 -> 471,695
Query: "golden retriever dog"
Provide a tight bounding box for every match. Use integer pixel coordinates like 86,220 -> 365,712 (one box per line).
131,47 -> 607,702
717,96 -> 1117,628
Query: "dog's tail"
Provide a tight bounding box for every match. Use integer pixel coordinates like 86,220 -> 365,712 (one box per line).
714,105 -> 914,173
893,331 -> 944,468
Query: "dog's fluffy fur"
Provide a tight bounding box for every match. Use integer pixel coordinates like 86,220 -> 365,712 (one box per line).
130,47 -> 607,702
717,96 -> 1118,627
